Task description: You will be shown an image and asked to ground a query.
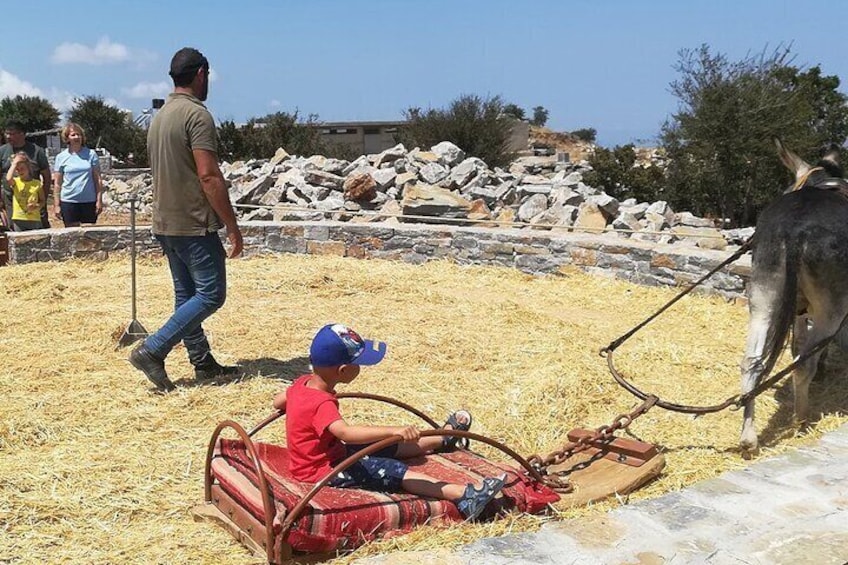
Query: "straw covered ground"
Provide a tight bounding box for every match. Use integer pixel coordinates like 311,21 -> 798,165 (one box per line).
1,252 -> 846,564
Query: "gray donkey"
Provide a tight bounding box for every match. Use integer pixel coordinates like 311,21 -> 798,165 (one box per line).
740,140 -> 848,453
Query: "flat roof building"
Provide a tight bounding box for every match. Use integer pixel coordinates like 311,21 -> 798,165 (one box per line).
317,119 -> 530,157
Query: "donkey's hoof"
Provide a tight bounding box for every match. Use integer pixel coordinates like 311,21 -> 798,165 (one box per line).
739,430 -> 759,457
740,447 -> 758,460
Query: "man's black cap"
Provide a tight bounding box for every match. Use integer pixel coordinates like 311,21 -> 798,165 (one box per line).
169,47 -> 208,77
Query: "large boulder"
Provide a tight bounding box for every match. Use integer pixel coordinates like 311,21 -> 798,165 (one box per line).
448,157 -> 486,189
373,143 -> 407,168
431,141 -> 465,166
671,226 -> 728,250
418,162 -> 450,185
343,172 -> 377,202
675,211 -> 716,228
400,183 -> 471,221
574,202 -> 608,234
303,170 -> 344,191
517,194 -> 548,222
530,204 -> 577,230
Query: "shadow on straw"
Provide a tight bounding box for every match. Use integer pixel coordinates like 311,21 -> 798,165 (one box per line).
235,355 -> 311,382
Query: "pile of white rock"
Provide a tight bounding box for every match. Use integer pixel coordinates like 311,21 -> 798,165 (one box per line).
102,141 -> 753,250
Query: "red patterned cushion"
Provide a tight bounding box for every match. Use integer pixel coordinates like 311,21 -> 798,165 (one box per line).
212,439 -> 559,553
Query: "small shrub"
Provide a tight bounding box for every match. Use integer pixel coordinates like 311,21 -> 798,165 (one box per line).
571,128 -> 597,143
398,94 -> 516,168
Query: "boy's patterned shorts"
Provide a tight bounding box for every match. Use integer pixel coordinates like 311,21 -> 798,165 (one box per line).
328,443 -> 408,492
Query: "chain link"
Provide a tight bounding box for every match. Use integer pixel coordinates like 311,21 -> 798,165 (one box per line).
526,396 -> 658,491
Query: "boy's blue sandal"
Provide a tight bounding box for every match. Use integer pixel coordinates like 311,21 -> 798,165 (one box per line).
441,410 -> 473,450
456,473 -> 507,521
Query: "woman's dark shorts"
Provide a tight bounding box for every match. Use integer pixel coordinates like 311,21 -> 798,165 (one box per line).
60,201 -> 97,225
327,443 -> 408,492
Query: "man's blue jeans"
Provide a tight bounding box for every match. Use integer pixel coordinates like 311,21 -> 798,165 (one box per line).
144,232 -> 227,364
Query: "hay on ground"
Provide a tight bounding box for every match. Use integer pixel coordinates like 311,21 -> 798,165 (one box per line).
1,253 -> 845,564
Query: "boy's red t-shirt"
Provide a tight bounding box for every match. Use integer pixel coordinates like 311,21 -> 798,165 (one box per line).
285,375 -> 347,482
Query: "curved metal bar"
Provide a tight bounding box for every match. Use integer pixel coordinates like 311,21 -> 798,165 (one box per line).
605,348 -> 738,414
278,429 -> 543,541
247,393 -> 440,440
248,410 -> 284,437
336,392 -> 441,428
204,420 -> 277,565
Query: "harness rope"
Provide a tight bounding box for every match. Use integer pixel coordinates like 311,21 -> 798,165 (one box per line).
602,233 -> 848,415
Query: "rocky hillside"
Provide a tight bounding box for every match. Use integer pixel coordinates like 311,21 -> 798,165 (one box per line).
103,141 -> 751,250
528,126 -> 594,161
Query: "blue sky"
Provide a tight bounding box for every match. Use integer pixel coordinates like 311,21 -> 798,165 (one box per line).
1,0 -> 845,146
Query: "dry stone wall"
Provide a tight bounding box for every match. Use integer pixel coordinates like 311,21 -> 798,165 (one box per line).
5,221 -> 751,301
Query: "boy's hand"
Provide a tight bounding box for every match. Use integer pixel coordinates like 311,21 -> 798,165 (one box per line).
393,426 -> 420,442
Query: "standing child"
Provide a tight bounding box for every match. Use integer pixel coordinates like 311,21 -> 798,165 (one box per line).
277,323 -> 505,521
4,152 -> 44,231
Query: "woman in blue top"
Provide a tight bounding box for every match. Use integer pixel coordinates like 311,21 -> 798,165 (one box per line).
52,122 -> 103,227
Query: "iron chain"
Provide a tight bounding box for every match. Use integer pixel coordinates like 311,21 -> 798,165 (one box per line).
526,395 -> 657,491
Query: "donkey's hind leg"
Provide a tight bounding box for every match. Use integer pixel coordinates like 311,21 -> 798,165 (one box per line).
791,307 -> 846,427
739,297 -> 779,453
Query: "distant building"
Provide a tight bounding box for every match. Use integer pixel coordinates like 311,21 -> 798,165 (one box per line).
319,121 -> 404,155
27,127 -> 63,158
317,119 -> 530,156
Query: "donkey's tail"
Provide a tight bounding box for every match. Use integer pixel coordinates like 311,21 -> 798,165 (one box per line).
761,238 -> 800,376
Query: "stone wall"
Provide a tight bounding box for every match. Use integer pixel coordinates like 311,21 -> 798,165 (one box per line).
4,221 -> 751,301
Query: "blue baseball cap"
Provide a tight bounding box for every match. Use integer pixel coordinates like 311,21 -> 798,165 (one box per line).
310,324 -> 387,367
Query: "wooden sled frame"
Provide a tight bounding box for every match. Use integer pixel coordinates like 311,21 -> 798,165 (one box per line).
193,392 -> 550,564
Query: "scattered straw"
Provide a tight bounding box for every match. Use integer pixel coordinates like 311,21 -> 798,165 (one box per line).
0,253 -> 845,564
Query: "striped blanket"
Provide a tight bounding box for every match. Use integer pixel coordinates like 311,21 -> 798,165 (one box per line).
212,439 -> 559,553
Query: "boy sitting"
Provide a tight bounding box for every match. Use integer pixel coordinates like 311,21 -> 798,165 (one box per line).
275,323 -> 505,521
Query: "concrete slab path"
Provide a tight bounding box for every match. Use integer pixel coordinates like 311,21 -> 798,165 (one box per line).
357,423 -> 848,565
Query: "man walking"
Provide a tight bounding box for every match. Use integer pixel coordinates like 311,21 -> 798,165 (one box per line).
129,47 -> 243,392
0,121 -> 52,228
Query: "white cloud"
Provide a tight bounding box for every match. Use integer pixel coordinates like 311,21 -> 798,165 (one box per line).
208,67 -> 219,83
122,81 -> 170,99
51,37 -> 134,65
0,68 -> 73,115
47,89 -> 78,114
0,68 -> 129,120
0,69 -> 44,98
270,99 -> 281,107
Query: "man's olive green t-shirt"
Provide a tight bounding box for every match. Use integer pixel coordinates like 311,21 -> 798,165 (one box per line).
148,92 -> 222,235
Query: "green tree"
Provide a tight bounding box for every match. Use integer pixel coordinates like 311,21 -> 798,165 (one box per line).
502,103 -> 526,121
68,96 -> 148,164
0,95 -> 60,137
584,144 -> 665,203
218,111 -> 327,161
217,120 -> 246,161
530,105 -> 549,127
661,44 -> 848,226
399,94 -> 516,168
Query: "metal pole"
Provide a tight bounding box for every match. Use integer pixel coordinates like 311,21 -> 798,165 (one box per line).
117,194 -> 148,348
130,196 -> 138,321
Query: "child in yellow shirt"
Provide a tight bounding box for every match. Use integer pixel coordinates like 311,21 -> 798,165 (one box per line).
4,152 -> 44,231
